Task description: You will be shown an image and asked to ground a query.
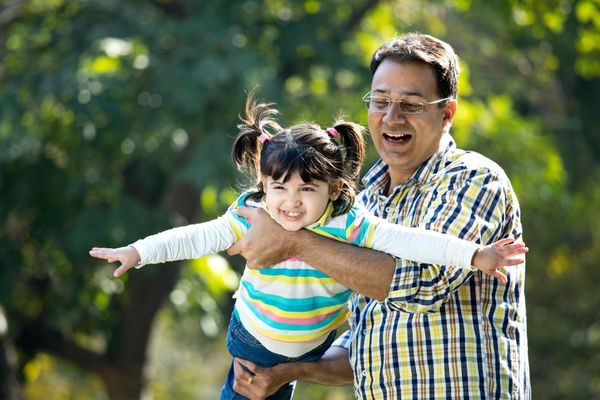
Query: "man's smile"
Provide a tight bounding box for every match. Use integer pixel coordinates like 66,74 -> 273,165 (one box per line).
383,131 -> 413,144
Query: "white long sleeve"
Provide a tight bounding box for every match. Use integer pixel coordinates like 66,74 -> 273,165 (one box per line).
371,219 -> 480,269
130,215 -> 237,268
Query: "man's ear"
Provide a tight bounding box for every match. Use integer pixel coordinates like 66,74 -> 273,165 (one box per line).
443,99 -> 458,128
329,180 -> 343,201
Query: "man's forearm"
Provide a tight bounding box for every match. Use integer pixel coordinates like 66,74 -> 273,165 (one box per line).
292,229 -> 395,300
295,346 -> 353,385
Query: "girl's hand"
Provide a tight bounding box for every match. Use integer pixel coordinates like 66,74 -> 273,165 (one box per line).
471,237 -> 529,283
89,246 -> 141,278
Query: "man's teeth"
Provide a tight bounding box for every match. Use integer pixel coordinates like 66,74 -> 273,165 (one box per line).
384,133 -> 411,142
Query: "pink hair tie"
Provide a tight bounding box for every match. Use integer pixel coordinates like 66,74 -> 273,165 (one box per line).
258,132 -> 270,143
326,127 -> 338,139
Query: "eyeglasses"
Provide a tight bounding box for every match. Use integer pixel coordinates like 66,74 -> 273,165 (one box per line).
362,92 -> 451,114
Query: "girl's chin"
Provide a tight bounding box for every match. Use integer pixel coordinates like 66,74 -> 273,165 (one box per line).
275,218 -> 304,232
280,223 -> 304,232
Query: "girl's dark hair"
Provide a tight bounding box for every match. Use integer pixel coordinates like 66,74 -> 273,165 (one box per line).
232,94 -> 366,216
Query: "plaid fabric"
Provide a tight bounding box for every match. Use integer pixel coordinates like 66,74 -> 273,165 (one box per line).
337,136 -> 530,399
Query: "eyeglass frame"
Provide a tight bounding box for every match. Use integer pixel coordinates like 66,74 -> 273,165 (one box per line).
362,92 -> 453,114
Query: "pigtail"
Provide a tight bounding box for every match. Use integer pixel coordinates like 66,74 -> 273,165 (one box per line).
329,120 -> 366,214
231,91 -> 283,178
332,121 -> 366,183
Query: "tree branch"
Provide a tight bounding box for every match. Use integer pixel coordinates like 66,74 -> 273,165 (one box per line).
344,0 -> 381,34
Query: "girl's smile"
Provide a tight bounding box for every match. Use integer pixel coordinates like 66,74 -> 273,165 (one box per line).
262,173 -> 341,231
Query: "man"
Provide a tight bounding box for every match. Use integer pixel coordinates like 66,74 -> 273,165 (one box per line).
228,33 -> 530,399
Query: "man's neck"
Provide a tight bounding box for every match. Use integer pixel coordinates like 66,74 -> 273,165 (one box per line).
386,134 -> 453,193
387,172 -> 414,194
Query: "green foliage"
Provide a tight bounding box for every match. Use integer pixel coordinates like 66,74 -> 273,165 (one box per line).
22,354 -> 106,400
1,0 -> 599,398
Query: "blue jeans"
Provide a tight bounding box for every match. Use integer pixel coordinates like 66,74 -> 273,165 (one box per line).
219,312 -> 337,400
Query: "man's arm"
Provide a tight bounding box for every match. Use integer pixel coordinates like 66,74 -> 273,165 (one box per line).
227,207 -> 395,300
232,346 -> 352,399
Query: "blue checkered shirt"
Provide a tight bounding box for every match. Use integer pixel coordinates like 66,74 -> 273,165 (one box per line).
335,136 -> 530,399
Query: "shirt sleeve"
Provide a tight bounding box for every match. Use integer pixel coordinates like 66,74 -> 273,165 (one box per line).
370,220 -> 480,269
130,192 -> 254,267
383,168 -> 510,313
331,329 -> 353,350
130,216 -> 238,267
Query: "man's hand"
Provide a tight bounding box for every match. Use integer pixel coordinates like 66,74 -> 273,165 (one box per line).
232,358 -> 296,400
232,346 -> 353,398
226,207 -> 296,268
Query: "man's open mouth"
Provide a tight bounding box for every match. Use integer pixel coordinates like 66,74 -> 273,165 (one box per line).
383,132 -> 412,143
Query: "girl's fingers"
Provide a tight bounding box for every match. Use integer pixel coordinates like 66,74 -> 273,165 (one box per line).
114,263 -> 129,278
492,270 -> 508,284
493,237 -> 515,247
501,246 -> 528,255
499,257 -> 525,266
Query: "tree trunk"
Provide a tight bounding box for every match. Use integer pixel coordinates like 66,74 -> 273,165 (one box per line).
97,362 -> 145,400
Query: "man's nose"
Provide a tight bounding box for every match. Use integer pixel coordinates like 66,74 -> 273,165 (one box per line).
382,103 -> 407,124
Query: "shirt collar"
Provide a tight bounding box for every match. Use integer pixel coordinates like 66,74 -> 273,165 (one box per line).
362,134 -> 456,194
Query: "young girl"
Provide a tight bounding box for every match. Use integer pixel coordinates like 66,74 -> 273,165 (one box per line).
90,95 -> 527,400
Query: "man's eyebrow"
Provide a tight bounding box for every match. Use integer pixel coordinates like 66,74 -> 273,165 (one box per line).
372,88 -> 388,95
372,88 -> 426,98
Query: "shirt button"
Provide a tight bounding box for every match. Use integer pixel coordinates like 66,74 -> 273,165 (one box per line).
362,329 -> 367,335
362,370 -> 367,376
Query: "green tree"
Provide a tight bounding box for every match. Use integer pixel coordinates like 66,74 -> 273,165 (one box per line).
0,0 -> 378,398
1,0 -> 599,398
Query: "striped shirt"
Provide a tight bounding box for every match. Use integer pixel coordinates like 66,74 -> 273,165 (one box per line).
335,135 -> 530,399
228,194 -> 372,357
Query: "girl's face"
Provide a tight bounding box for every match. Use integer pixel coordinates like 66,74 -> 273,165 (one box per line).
262,172 -> 341,231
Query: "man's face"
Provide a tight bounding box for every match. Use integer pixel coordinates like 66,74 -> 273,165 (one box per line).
367,59 -> 456,187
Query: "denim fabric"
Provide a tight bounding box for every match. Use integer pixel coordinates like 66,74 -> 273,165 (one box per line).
219,312 -> 337,400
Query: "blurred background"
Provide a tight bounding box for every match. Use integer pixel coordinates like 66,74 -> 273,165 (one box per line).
1,0 -> 599,398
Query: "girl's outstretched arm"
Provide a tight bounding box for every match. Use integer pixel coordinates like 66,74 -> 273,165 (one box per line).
91,215 -> 239,278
